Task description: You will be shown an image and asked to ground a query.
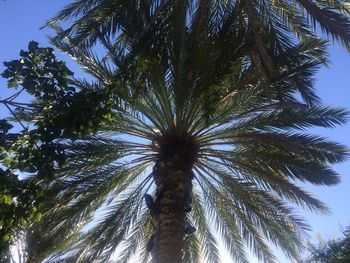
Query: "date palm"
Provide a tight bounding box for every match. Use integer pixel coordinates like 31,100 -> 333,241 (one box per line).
18,22 -> 349,263
0,1 -> 348,263
46,0 -> 350,90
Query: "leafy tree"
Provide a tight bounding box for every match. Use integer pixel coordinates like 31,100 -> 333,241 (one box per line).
0,120 -> 43,262
0,41 -> 114,261
304,226 -> 350,263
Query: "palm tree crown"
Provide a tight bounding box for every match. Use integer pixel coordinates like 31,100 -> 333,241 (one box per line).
21,38 -> 348,263
20,1 -> 350,262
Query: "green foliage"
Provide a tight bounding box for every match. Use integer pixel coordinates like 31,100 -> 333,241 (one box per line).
2,41 -> 73,96
0,120 -> 43,259
0,41 -> 115,259
1,41 -> 114,139
1,41 -> 116,180
304,226 -> 350,263
0,169 -> 43,256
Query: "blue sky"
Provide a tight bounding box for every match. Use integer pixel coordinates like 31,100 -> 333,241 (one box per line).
0,1 -> 349,262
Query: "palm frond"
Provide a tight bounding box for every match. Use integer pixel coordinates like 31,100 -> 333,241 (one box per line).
297,0 -> 350,50
191,190 -> 221,263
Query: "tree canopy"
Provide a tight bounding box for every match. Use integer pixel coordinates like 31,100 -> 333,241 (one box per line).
304,226 -> 350,263
0,1 -> 350,262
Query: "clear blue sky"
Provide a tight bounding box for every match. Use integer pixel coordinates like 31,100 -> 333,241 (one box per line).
0,1 -> 349,262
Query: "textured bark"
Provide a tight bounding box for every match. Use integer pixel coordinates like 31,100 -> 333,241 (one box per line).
147,134 -> 197,263
151,160 -> 193,263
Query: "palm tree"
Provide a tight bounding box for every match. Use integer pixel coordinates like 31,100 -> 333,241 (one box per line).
46,0 -> 350,90
16,21 -> 349,262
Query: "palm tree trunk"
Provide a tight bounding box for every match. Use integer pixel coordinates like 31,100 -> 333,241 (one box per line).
150,159 -> 193,263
